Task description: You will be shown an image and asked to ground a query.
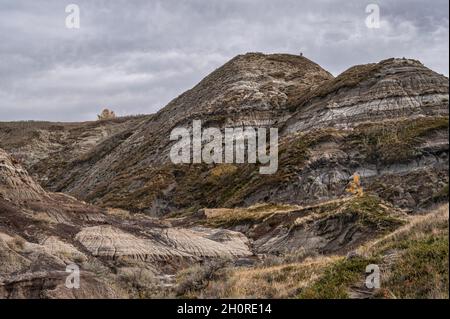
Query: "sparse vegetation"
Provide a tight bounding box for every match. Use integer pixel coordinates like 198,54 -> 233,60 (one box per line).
194,255 -> 339,299
299,204 -> 449,299
341,194 -> 405,231
117,267 -> 171,298
288,62 -> 382,111
186,204 -> 448,299
298,256 -> 379,299
346,173 -> 364,197
203,203 -> 298,228
175,259 -> 231,298
351,116 -> 449,164
370,204 -> 449,299
430,183 -> 449,203
290,194 -> 405,237
106,208 -> 131,219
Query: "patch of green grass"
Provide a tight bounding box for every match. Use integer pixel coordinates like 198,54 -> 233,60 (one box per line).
298,256 -> 379,299
381,234 -> 449,299
342,195 -> 405,231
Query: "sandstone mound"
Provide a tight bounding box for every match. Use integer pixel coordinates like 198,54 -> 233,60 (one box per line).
158,53 -> 333,128
285,58 -> 449,133
75,225 -> 251,263
12,54 -> 332,213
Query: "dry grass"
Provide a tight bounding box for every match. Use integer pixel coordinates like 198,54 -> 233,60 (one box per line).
208,164 -> 238,178
175,259 -> 232,298
31,212 -> 57,224
107,207 -> 131,219
199,256 -> 338,299
204,203 -> 299,228
300,204 -> 448,299
292,206 -> 447,299
370,204 -> 449,299
117,267 -> 172,298
359,204 -> 448,255
192,204 -> 449,299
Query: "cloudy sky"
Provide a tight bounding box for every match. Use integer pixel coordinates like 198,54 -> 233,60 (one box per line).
0,0 -> 448,122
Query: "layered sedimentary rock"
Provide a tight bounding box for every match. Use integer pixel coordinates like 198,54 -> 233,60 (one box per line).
0,147 -> 253,298
0,54 -> 448,216
199,196 -> 406,255
0,53 -> 335,213
0,148 -> 48,202
0,52 -> 448,298
75,225 -> 251,262
0,116 -> 149,185
0,144 -> 414,299
284,58 -> 448,133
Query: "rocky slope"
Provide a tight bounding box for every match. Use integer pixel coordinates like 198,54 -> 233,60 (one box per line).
193,204 -> 448,299
1,53 -> 335,213
3,54 -> 447,216
1,145 -> 411,298
0,148 -> 253,298
0,116 -> 150,185
284,58 -> 448,133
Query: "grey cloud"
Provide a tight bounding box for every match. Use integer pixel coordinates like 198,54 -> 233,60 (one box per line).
0,0 -> 448,121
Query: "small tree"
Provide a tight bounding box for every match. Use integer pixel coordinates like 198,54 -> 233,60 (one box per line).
97,108 -> 116,121
346,173 -> 364,197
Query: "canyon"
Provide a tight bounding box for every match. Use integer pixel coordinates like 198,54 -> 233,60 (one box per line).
0,53 -> 448,298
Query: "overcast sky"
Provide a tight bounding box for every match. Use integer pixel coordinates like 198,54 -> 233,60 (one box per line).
0,0 -> 448,122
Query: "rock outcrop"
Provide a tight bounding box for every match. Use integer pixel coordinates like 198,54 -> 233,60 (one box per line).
0,147 -> 252,298
284,58 -> 448,133
75,225 -> 251,263
0,148 -> 48,203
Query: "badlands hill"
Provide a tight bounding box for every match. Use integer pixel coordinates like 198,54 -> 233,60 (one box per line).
0,53 -> 448,298
1,54 -> 447,215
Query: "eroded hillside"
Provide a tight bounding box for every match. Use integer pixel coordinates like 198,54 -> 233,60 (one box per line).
0,53 -> 448,299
